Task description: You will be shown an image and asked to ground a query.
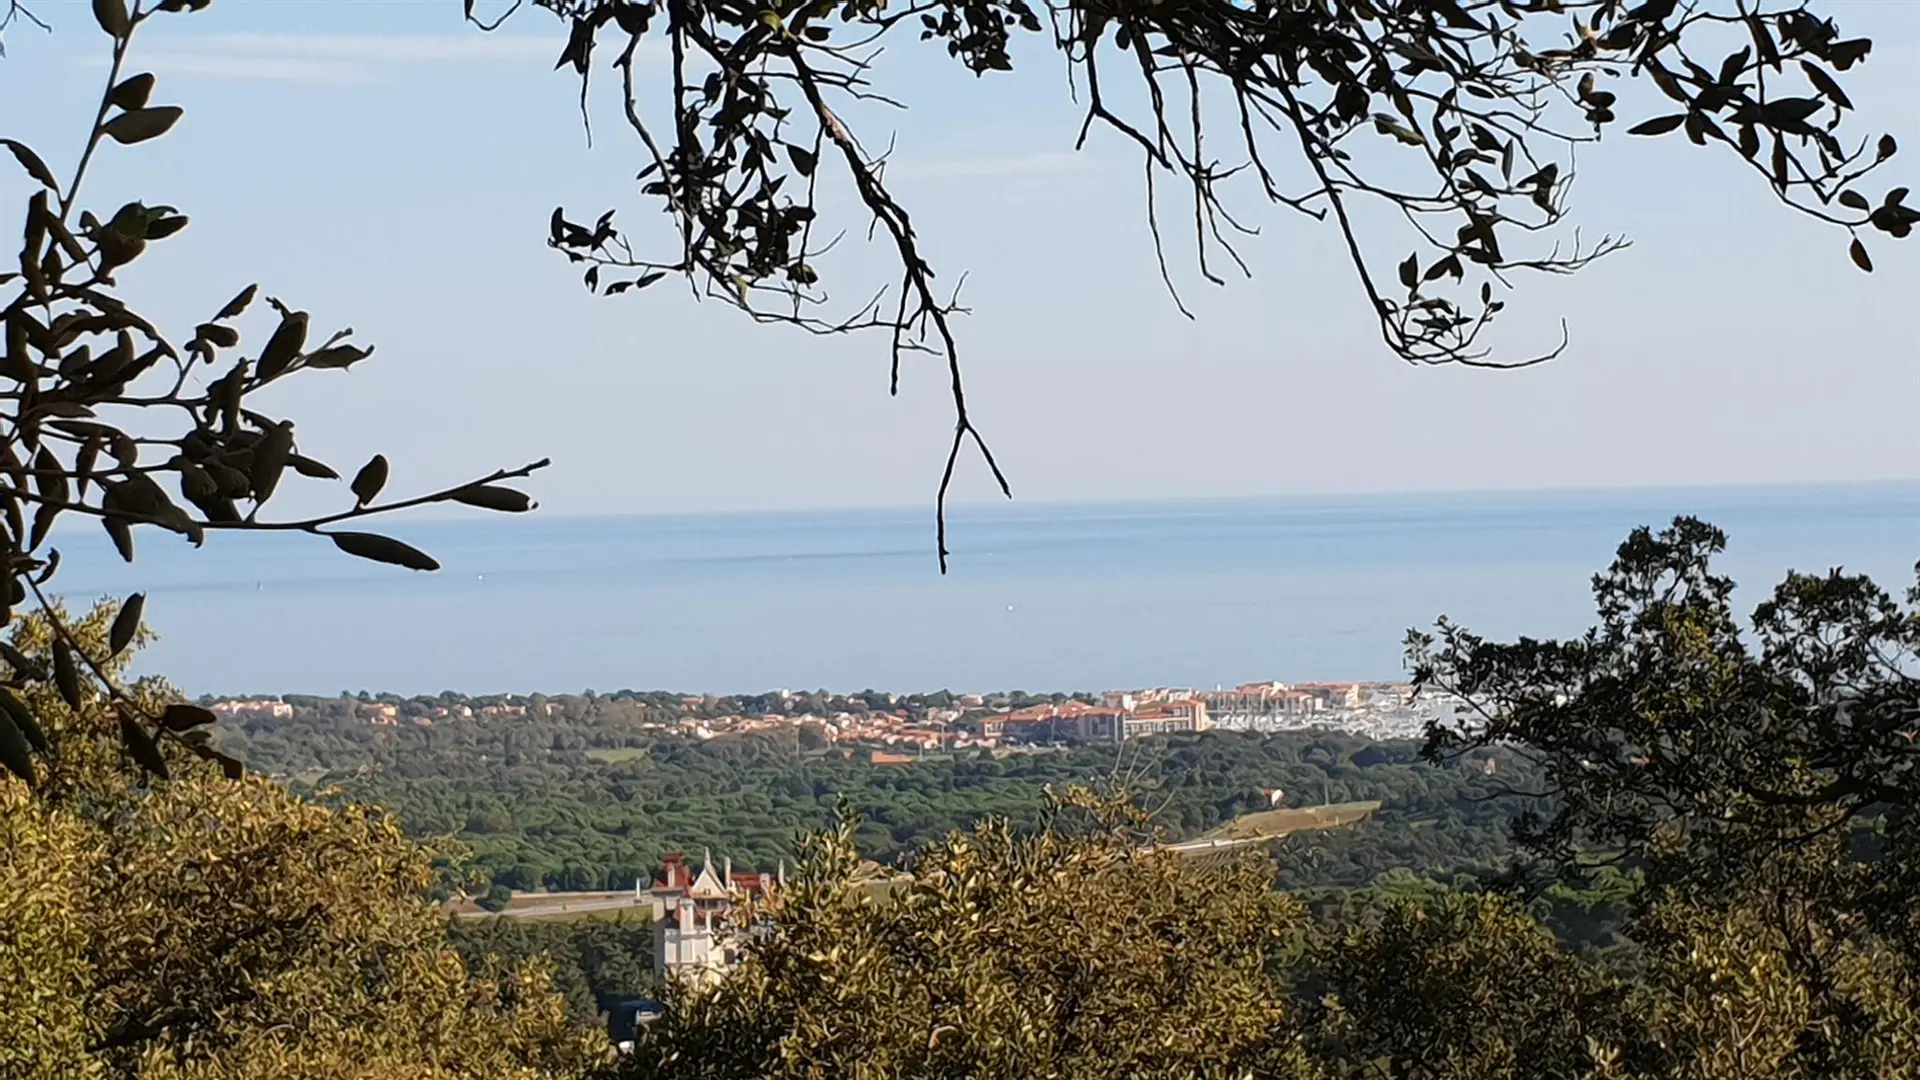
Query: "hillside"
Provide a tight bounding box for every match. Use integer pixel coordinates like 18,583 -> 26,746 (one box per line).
214,712 -> 1536,897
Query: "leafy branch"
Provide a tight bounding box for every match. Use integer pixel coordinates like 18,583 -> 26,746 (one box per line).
498,0 -> 1908,567
0,0 -> 551,788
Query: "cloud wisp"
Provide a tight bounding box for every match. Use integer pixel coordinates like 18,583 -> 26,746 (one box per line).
79,32 -> 561,84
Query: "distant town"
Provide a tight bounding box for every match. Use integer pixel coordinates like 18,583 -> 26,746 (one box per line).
205,680 -> 1465,1031
204,680 -> 1466,752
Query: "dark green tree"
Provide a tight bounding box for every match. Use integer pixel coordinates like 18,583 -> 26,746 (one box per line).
1413,516 -> 1920,1076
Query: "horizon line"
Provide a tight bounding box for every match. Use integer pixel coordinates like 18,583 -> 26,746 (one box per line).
408,475 -> 1920,527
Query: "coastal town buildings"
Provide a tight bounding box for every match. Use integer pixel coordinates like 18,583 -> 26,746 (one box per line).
213,678 -> 1463,756
994,698 -> 1217,743
209,699 -> 293,721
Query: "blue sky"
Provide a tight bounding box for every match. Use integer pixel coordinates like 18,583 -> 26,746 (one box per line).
3,0 -> 1915,520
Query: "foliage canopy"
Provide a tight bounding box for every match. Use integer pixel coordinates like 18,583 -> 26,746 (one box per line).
0,604 -> 610,1080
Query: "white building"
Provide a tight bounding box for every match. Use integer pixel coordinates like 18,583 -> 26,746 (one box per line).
646,851 -> 783,986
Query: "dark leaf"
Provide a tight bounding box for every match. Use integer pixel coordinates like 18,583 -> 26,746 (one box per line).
1799,61 -> 1851,110
1,139 -> 59,190
289,454 -> 339,480
615,2 -> 652,35
1717,46 -> 1750,87
351,454 -> 388,506
28,503 -> 57,551
52,639 -> 81,711
101,106 -> 184,146
212,750 -> 243,780
1398,253 -> 1419,290
1626,114 -> 1686,136
92,0 -> 131,38
255,311 -> 308,381
32,447 -> 68,508
1334,80 -> 1370,120
0,643 -> 43,681
1878,135 -> 1897,161
1761,98 -> 1823,125
108,72 -> 156,111
786,144 -> 818,177
449,484 -> 535,513
557,16 -> 594,74
303,344 -> 372,369
1849,238 -> 1872,273
0,707 -> 33,788
215,284 -> 257,321
0,688 -> 49,755
249,422 -> 294,504
161,703 -> 217,732
196,323 -> 240,349
330,531 -> 439,572
1745,13 -> 1779,69
109,592 -> 144,657
1827,38 -> 1871,71
179,463 -> 218,502
145,215 -> 189,240
1423,255 -> 1463,282
1372,113 -> 1425,146
1838,190 -> 1871,212
104,515 -> 134,563
119,711 -> 169,780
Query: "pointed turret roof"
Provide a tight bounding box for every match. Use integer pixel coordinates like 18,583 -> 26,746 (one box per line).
688,848 -> 729,900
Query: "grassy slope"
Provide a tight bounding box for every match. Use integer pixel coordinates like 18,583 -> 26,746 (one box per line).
1196,801 -> 1382,842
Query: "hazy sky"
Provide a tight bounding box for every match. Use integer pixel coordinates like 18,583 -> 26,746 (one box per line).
3,0 -> 1915,520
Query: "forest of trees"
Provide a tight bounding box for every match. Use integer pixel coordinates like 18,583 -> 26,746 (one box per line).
208,689 -> 1623,1031
220,709 -> 1536,895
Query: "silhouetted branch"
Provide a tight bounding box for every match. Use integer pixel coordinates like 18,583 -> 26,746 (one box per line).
505,0 -> 1907,566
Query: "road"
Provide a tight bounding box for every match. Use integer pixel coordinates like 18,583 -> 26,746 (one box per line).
453,892 -> 653,920
1154,834 -> 1279,856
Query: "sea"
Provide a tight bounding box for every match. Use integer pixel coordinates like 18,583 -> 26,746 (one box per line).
38,481 -> 1920,698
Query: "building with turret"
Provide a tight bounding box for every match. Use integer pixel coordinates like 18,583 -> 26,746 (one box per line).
646,851 -> 784,986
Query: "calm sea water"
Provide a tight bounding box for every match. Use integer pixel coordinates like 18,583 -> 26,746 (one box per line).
40,482 -> 1920,697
